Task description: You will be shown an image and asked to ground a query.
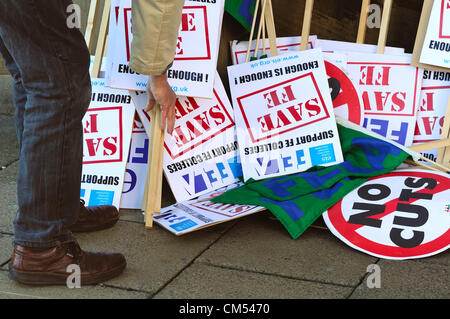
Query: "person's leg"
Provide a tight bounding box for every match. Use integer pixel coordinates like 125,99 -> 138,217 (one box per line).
0,0 -> 91,247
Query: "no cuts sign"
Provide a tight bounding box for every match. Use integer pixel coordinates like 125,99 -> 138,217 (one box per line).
323,169 -> 450,260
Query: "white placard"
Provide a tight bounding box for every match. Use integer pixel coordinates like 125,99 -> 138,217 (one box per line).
80,79 -> 135,209
413,69 -> 450,162
315,39 -> 405,55
130,73 -> 241,202
120,114 -> 149,209
345,52 -> 424,146
107,0 -> 224,98
420,0 -> 450,69
227,49 -> 344,182
155,182 -> 264,235
230,36 -> 317,65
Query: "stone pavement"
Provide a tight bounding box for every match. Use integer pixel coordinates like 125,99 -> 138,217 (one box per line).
0,78 -> 449,299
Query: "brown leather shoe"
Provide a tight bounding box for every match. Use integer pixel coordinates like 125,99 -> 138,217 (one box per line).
70,201 -> 120,233
8,242 -> 126,286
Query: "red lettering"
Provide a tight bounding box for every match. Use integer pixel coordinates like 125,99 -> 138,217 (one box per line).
180,13 -> 195,32
103,137 -> 118,156
359,66 -> 391,86
84,113 -> 99,134
419,92 -> 435,112
391,92 -> 406,112
209,105 -> 226,125
263,85 -> 296,109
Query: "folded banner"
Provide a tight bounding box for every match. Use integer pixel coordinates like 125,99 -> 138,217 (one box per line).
211,118 -> 417,239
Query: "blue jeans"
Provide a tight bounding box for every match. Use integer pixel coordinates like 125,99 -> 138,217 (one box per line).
0,0 -> 91,248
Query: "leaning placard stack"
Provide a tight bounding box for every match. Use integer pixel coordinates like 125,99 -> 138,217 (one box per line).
83,0 -> 449,260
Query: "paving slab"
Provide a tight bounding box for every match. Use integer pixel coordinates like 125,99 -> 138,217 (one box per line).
154,263 -> 353,299
196,213 -> 378,287
0,75 -> 14,115
0,161 -> 18,234
350,259 -> 450,299
0,271 -> 148,299
0,233 -> 13,267
0,115 -> 19,167
74,219 -> 225,294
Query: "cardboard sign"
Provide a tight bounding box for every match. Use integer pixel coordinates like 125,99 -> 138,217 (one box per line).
228,49 -> 344,181
420,0 -> 450,69
155,183 -> 264,235
323,169 -> 450,260
323,52 -> 365,126
345,52 -> 424,146
230,36 -> 317,64
107,0 -> 224,98
120,114 -> 149,209
130,73 -> 241,202
413,70 -> 450,162
81,79 -> 135,209
233,49 -> 364,126
315,39 -> 405,55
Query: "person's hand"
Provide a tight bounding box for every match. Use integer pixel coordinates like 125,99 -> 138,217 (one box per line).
145,74 -> 177,134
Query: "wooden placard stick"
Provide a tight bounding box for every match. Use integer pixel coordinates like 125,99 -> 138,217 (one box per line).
376,0 -> 393,54
253,0 -> 268,59
357,0 -> 370,43
264,0 -> 278,56
91,0 -> 111,78
300,0 -> 314,51
144,104 -> 165,229
85,0 -> 100,52
437,96 -> 450,165
409,138 -> 450,152
245,0 -> 261,63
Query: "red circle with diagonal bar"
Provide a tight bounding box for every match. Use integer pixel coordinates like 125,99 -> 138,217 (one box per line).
323,169 -> 450,260
325,61 -> 364,126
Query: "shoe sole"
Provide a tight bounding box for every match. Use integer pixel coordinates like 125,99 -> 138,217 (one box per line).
8,260 -> 126,286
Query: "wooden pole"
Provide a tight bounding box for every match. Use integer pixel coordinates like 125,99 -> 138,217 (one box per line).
437,96 -> 450,166
300,0 -> 314,51
264,0 -> 278,56
85,0 -> 100,52
144,105 -> 165,229
91,0 -> 111,78
409,138 -> 450,152
245,0 -> 261,63
253,0 -> 268,59
357,0 -> 370,43
376,0 -> 393,54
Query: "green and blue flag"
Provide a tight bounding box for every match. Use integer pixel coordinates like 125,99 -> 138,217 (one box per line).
225,0 -> 257,31
211,119 -> 417,239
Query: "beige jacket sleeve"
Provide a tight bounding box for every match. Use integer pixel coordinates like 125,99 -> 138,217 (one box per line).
129,0 -> 184,75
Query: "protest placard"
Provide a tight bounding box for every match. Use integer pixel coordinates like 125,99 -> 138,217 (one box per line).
315,39 -> 405,55
155,182 -> 265,235
413,69 -> 450,162
344,52 -> 424,147
107,0 -> 224,98
227,49 -> 344,182
130,72 -> 241,203
419,0 -> 450,69
230,36 -> 317,65
80,79 -> 135,209
323,169 -> 450,260
120,114 -> 149,209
